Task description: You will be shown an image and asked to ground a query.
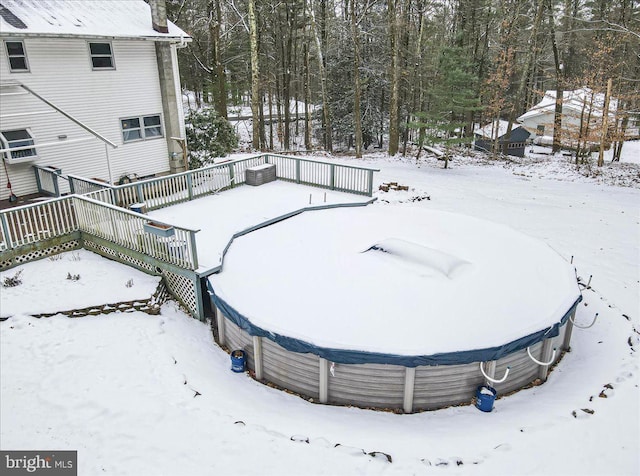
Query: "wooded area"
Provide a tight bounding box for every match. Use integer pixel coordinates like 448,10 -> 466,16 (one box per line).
168,0 -> 639,159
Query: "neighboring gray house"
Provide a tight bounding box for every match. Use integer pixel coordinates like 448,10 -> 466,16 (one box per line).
474,120 -> 531,157
0,0 -> 191,201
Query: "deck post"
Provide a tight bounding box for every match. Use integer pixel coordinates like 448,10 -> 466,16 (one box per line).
110,188 -> 118,207
194,275 -> 205,321
319,358 -> 329,403
216,307 -> 226,345
186,173 -> 193,201
538,339 -> 555,381
563,307 -> 576,351
295,158 -> 301,184
253,336 -> 263,380
0,214 -> 13,250
52,171 -> 60,197
188,231 -> 199,270
33,166 -> 43,195
367,170 -> 374,196
403,367 -> 416,414
227,163 -> 235,188
330,164 -> 335,190
136,184 -> 145,204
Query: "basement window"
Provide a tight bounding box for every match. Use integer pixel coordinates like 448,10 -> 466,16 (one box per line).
121,115 -> 163,143
4,40 -> 29,71
0,129 -> 37,163
89,42 -> 114,69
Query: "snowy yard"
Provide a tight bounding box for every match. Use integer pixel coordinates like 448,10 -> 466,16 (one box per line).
1,151 -> 638,475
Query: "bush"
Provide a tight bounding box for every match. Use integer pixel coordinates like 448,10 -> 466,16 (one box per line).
2,270 -> 23,288
185,108 -> 238,168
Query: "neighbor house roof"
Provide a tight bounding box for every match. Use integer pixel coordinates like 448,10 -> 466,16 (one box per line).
474,120 -> 529,140
518,88 -> 617,122
0,0 -> 190,42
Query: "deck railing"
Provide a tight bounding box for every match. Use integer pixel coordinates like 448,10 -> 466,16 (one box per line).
73,154 -> 379,212
74,196 -> 200,270
33,165 -> 64,197
0,195 -> 199,270
0,196 -> 77,251
4,154 -> 377,264
67,174 -> 110,196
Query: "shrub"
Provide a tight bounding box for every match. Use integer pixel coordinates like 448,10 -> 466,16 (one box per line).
2,270 -> 23,288
185,108 -> 238,168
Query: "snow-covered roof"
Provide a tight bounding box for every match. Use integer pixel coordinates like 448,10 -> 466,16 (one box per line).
0,0 -> 190,42
474,120 -> 528,139
518,88 -> 617,122
474,120 -> 510,139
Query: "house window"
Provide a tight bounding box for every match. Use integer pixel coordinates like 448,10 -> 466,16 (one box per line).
89,42 -> 114,69
536,125 -> 545,136
0,129 -> 37,161
5,40 -> 29,71
121,115 -> 163,143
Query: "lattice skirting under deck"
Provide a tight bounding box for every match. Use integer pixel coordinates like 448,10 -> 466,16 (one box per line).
0,240 -> 80,270
83,238 -> 199,318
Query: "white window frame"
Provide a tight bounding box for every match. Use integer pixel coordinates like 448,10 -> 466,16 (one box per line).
120,114 -> 164,143
4,40 -> 29,72
0,128 -> 38,164
88,41 -> 115,70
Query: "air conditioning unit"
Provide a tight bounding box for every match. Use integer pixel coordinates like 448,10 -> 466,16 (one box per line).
246,163 -> 276,186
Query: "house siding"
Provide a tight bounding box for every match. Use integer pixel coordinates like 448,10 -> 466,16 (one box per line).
0,38 -> 171,200
519,110 -> 605,147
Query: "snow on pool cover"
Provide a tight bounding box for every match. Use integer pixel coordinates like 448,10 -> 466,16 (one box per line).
208,206 -> 581,365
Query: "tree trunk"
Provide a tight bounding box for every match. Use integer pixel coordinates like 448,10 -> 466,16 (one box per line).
308,0 -> 333,152
505,0 -> 545,141
547,0 -> 563,153
303,41 -> 312,151
351,0 -> 363,158
209,0 -> 227,119
248,0 -> 261,150
387,0 -> 400,156
597,78 -> 612,167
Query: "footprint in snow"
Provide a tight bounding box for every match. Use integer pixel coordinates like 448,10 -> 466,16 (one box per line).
571,408 -> 595,419
252,424 -> 286,438
333,443 -> 366,457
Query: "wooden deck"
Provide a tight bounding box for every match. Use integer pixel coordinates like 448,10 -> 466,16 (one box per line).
0,192 -> 51,211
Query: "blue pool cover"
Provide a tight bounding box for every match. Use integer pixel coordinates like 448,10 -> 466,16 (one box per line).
207,281 -> 582,367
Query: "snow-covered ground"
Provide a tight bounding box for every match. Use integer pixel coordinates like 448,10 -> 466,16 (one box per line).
1,151 -> 638,475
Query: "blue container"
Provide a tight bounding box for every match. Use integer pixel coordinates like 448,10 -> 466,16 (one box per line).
475,385 -> 497,412
130,202 -> 146,214
230,350 -> 246,373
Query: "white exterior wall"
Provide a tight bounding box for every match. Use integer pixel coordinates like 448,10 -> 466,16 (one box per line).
0,37 -> 172,200
520,110 -> 603,147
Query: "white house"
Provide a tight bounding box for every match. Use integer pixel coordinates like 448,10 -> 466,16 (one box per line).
517,88 -> 617,147
0,0 -> 191,202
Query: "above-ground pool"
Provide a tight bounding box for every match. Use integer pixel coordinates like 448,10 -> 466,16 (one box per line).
208,206 -> 582,412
